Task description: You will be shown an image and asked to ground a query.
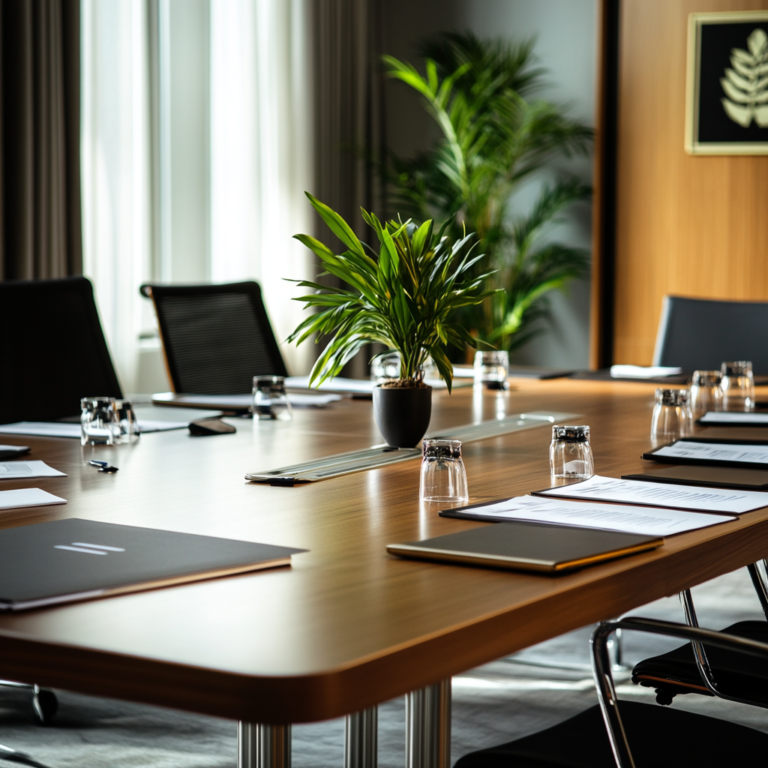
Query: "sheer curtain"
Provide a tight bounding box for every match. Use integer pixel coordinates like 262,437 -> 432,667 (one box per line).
80,0 -> 317,391
209,0 -> 315,375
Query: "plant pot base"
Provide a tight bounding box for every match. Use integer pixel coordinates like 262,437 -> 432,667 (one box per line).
373,386 -> 432,448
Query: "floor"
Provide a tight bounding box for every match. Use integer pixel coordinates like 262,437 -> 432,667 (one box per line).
2,568 -> 767,767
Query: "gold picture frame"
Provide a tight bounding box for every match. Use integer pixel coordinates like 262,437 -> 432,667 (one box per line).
686,11 -> 768,155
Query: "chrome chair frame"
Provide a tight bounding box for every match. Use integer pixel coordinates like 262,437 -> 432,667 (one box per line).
592,616 -> 768,768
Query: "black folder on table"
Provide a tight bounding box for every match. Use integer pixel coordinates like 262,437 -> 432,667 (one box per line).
387,521 -> 662,574
0,518 -> 305,611
623,465 -> 768,490
0,445 -> 30,460
643,438 -> 768,469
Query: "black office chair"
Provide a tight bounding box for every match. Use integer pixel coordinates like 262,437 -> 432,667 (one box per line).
632,561 -> 768,707
652,295 -> 768,374
455,617 -> 768,768
0,276 -> 123,423
139,281 -> 288,394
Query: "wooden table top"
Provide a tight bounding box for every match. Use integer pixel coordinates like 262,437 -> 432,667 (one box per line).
1,379 -> 767,725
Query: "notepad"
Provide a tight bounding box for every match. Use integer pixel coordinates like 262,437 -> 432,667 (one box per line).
0,518 -> 306,611
439,495 -> 734,536
534,474 -> 768,515
387,521 -> 663,574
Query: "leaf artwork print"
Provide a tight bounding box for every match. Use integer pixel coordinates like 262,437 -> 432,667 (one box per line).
721,28 -> 768,127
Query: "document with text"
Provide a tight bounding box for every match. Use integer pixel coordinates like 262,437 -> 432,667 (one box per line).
440,495 -> 733,537
534,474 -> 768,515
650,441 -> 768,467
698,412 -> 768,425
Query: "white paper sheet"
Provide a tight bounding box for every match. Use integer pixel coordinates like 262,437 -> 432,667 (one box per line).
0,488 -> 66,510
160,392 -> 342,408
653,441 -> 768,466
0,461 -> 66,480
0,421 -> 188,439
455,495 -> 732,536
699,412 -> 768,425
610,365 -> 683,378
536,474 -> 768,514
284,376 -> 469,393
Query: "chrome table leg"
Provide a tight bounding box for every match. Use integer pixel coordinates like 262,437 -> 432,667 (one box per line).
238,722 -> 291,768
405,679 -> 451,768
345,706 -> 378,768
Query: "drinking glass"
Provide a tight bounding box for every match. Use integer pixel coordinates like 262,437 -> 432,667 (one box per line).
721,361 -> 755,412
690,370 -> 724,418
474,350 -> 509,390
252,376 -> 292,421
81,397 -> 117,446
549,425 -> 594,481
114,399 -> 140,444
371,351 -> 402,382
419,439 -> 469,503
650,389 -> 693,443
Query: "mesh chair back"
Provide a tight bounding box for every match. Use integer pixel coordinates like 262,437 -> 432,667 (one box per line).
144,281 -> 288,395
652,295 -> 768,374
0,277 -> 122,423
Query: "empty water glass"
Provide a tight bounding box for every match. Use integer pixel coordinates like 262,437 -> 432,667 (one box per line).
81,397 -> 117,446
419,439 -> 469,503
371,351 -> 402,382
721,361 -> 755,412
114,399 -> 140,444
550,425 -> 594,481
650,389 -> 693,443
252,376 -> 292,421
474,350 -> 509,390
690,370 -> 724,418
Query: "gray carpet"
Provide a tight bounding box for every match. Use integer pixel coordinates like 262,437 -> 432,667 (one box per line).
3,568 -> 768,767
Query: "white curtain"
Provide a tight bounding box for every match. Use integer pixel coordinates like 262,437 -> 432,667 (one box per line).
80,0 -> 317,391
80,0 -> 152,394
209,0 -> 315,375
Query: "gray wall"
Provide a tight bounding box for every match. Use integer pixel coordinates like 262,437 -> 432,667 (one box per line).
380,0 -> 598,369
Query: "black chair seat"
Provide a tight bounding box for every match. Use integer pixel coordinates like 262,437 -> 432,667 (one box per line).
454,700 -> 768,768
632,620 -> 768,705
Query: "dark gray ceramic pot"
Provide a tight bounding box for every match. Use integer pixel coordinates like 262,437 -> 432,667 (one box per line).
372,385 -> 432,448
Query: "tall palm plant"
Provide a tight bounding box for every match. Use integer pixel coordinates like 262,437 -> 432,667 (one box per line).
382,31 -> 594,353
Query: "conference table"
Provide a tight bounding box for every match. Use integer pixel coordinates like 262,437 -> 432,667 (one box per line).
2,377 -> 768,768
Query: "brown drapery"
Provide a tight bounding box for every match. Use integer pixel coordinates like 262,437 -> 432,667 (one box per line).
0,0 -> 81,281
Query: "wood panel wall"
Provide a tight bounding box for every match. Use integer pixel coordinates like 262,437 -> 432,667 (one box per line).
598,0 -> 768,365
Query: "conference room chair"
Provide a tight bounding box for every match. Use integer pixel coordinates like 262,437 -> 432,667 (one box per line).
0,276 -> 123,728
454,616 -> 768,768
652,295 -> 768,374
139,281 -> 288,394
632,561 -> 768,707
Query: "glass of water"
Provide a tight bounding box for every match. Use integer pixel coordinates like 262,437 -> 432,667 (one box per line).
114,399 -> 141,444
474,350 -> 509,390
420,439 -> 469,503
81,397 -> 118,446
252,376 -> 292,421
721,361 -> 755,412
650,389 -> 693,443
371,351 -> 402,383
550,425 -> 594,482
690,370 -> 724,419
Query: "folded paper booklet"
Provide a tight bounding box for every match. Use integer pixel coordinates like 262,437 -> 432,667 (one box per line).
387,521 -> 663,574
0,518 -> 306,611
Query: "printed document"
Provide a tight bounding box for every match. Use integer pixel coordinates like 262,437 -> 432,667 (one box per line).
535,474 -> 768,514
0,488 -> 66,510
653,441 -> 768,466
453,495 -> 732,536
0,461 -> 66,480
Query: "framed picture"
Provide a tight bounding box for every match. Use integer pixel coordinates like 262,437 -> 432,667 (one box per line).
686,11 -> 768,155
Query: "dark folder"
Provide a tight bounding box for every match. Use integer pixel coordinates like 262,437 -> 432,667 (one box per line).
0,518 -> 306,611
623,465 -> 768,490
387,521 -> 662,574
0,445 -> 30,460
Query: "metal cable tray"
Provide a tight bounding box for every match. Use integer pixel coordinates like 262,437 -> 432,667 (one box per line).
246,411 -> 579,485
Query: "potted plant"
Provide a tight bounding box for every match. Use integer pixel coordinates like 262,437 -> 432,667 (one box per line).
287,193 -> 495,447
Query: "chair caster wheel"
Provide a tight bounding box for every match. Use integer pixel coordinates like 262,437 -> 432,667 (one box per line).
33,688 -> 58,725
